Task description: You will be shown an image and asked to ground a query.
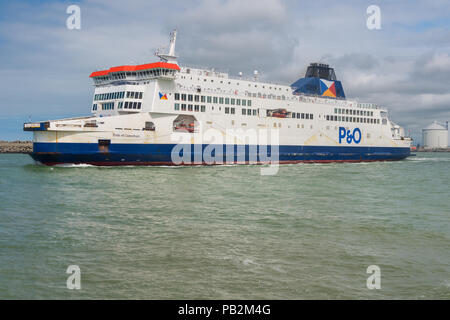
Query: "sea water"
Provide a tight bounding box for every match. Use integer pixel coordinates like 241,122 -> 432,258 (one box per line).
0,153 -> 449,299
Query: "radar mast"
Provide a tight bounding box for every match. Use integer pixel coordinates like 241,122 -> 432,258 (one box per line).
155,29 -> 178,64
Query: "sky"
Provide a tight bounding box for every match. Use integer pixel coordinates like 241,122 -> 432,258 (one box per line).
0,0 -> 449,142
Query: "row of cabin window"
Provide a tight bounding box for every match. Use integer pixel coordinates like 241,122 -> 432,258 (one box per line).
92,101 -> 142,111
94,91 -> 124,101
126,91 -> 143,99
223,107 -> 258,115
175,93 -> 252,107
174,104 -> 206,112
290,113 -> 314,120
119,101 -> 142,110
327,115 -> 380,124
334,108 -> 374,117
173,103 -> 314,120
239,108 -> 258,116
94,91 -> 143,101
102,102 -> 115,110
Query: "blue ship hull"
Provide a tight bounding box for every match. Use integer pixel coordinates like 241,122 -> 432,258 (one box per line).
30,142 -> 411,165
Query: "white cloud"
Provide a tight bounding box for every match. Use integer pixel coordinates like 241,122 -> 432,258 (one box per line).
423,53 -> 450,73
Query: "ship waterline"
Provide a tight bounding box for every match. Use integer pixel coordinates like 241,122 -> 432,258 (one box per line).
30,142 -> 410,166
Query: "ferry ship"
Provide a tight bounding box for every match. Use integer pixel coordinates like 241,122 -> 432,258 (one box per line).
24,30 -> 411,166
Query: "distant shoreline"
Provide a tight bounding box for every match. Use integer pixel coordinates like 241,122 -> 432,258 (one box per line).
0,140 -> 32,154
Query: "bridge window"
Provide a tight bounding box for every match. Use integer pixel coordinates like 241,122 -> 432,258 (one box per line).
194,105 -> 199,112
174,103 -> 180,110
181,104 -> 186,111
175,93 -> 180,100
201,105 -> 205,112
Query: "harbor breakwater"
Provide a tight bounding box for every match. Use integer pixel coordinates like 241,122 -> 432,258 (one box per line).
0,140 -> 32,153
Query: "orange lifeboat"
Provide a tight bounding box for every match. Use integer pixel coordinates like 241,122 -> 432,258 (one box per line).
272,109 -> 288,118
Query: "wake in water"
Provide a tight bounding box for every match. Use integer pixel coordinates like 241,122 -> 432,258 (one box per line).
53,163 -> 96,168
407,157 -> 450,162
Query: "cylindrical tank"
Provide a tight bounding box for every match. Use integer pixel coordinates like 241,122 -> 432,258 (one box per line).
422,121 -> 448,148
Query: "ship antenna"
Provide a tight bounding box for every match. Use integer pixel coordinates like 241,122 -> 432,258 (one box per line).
156,29 -> 178,64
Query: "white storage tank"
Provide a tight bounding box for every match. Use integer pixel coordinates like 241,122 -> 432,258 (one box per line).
422,121 -> 448,148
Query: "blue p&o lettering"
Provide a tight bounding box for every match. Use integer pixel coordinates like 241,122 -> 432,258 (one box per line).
339,127 -> 362,144
339,127 -> 346,143
353,128 -> 361,143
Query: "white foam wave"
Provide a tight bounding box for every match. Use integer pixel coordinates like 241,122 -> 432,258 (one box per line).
53,163 -> 96,168
407,157 -> 450,162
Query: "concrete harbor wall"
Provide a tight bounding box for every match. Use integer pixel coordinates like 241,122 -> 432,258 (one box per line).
1,140 -> 450,154
415,146 -> 450,152
0,140 -> 32,153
